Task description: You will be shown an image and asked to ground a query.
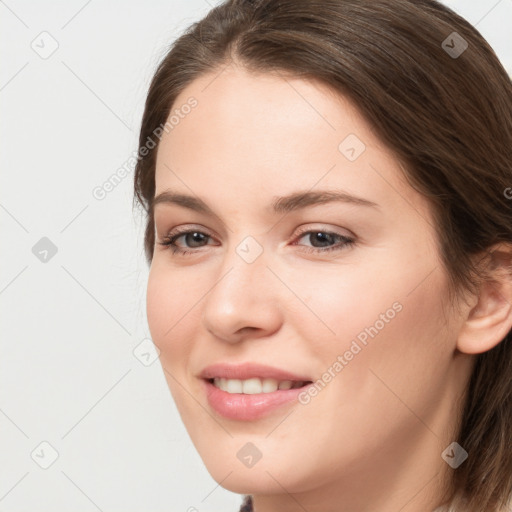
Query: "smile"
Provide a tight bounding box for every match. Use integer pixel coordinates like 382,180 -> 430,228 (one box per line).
199,362 -> 314,420
210,377 -> 310,394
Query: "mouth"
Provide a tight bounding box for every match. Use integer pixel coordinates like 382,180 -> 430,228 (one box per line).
202,377 -> 314,421
206,377 -> 312,394
199,362 -> 315,421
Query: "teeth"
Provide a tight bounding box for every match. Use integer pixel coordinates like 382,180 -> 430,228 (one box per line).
226,378 -> 242,393
263,379 -> 279,392
212,377 -> 306,394
243,377 -> 264,394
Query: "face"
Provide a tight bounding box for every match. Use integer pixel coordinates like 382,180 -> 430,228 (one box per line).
147,64 -> 469,505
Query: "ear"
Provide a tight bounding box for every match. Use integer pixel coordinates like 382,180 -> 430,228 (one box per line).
457,243 -> 512,355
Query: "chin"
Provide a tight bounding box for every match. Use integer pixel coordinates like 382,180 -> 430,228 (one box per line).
194,439 -> 310,495
204,462 -> 295,495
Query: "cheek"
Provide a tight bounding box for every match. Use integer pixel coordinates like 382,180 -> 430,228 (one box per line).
323,263 -> 452,427
292,248 -> 452,396
146,265 -> 205,421
146,267 -> 171,343
146,264 -> 199,368
281,262 -> 401,351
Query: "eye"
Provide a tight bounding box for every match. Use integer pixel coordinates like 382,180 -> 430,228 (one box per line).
157,228 -> 216,255
156,226 -> 355,256
292,228 -> 355,254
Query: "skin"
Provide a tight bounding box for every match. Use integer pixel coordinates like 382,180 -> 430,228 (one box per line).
146,61 -> 512,512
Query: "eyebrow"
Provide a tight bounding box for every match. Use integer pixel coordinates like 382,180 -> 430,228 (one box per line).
151,189 -> 380,216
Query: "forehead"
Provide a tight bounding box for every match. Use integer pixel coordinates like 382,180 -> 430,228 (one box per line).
154,64 -> 432,223
158,64 -> 378,164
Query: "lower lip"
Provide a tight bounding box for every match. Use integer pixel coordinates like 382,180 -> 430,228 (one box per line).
202,379 -> 311,421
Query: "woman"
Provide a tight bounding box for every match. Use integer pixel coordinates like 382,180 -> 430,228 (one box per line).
133,0 -> 512,510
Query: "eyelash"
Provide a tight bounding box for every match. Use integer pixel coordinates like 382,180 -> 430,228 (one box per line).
157,226 -> 355,256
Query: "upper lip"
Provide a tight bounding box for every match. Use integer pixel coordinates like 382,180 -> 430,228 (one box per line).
199,362 -> 312,382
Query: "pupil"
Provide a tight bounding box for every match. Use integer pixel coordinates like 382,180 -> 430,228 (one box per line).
311,232 -> 333,247
186,232 -> 206,247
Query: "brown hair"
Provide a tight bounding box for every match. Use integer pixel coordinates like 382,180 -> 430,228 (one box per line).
133,0 -> 512,510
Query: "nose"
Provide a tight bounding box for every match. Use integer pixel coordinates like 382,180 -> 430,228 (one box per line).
201,242 -> 284,344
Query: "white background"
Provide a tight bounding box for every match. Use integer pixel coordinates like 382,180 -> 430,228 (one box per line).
1,1 -> 511,511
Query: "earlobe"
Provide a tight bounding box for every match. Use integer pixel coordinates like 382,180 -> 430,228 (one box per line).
456,244 -> 512,355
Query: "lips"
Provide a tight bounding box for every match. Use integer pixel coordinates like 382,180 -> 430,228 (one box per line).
199,362 -> 314,421
199,362 -> 312,382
